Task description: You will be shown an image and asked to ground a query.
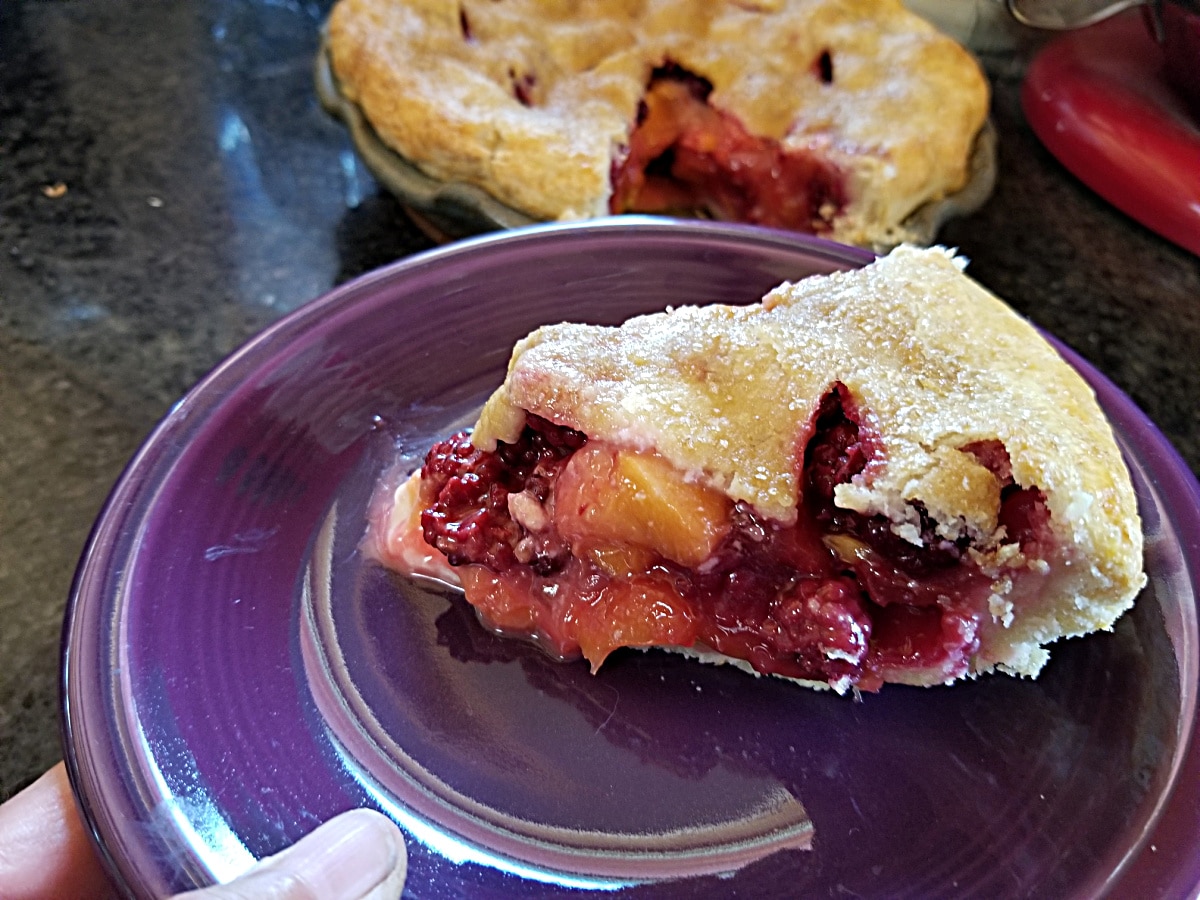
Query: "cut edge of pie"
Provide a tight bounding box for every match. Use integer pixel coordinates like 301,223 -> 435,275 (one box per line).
371,245 -> 1145,692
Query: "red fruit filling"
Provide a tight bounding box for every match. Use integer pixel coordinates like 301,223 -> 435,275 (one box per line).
609,64 -> 848,233
413,389 -> 1053,690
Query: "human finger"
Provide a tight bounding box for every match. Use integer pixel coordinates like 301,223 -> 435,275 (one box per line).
0,762 -> 120,900
172,808 -> 407,900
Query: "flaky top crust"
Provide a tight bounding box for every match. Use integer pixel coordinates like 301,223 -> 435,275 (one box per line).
474,246 -> 1145,648
326,0 -> 989,247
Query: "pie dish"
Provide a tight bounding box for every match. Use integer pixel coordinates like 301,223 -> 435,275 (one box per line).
59,222 -> 1198,898
321,0 -> 994,247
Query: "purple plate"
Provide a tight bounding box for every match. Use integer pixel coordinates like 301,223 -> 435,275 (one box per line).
61,218 -> 1200,898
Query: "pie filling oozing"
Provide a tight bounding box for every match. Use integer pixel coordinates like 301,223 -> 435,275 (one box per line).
609,64 -> 848,233
404,386 -> 1054,692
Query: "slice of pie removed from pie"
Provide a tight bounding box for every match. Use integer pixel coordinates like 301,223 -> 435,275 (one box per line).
372,246 -> 1145,692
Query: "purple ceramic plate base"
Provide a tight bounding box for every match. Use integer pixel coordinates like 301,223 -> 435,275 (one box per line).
61,219 -> 1200,898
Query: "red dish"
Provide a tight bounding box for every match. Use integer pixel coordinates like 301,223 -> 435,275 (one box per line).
1022,10 -> 1200,256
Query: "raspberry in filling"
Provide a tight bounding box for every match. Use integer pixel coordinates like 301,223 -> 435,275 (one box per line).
407,392 -> 1054,692
609,64 -> 848,233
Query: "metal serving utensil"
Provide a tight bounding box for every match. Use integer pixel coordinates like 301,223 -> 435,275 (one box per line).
1006,0 -> 1199,37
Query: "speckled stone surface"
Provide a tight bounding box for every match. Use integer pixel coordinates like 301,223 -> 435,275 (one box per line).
0,0 -> 1196,806
0,0 -> 435,798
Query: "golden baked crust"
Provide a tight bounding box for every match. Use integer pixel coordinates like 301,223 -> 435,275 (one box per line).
326,0 -> 989,247
473,246 -> 1145,678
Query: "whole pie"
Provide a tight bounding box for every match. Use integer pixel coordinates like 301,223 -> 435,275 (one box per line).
326,0 -> 990,247
371,246 -> 1146,692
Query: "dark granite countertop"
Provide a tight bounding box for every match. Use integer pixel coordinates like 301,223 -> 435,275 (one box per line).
1,0 -> 1197,816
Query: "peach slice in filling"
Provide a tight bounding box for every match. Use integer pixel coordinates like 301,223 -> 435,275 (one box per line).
610,64 -> 848,233
552,443 -> 734,570
388,396 -> 1055,691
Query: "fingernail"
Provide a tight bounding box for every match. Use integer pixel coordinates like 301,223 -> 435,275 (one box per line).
264,809 -> 404,900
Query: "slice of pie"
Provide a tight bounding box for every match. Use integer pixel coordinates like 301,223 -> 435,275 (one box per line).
372,246 -> 1145,692
325,0 -> 990,247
